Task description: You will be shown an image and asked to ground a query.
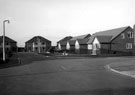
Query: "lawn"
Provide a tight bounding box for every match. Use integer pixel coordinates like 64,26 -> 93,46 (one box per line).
109,60 -> 135,71
0,53 -> 19,69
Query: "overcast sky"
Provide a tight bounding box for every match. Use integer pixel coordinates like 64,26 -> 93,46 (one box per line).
0,0 -> 135,47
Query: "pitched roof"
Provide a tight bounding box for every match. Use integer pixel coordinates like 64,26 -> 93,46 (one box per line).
69,40 -> 76,45
87,36 -> 95,44
77,39 -> 89,45
60,41 -> 67,46
0,36 -> 17,43
70,34 -> 91,40
96,36 -> 113,43
94,26 -> 129,40
25,36 -> 51,43
87,26 -> 130,44
57,36 -> 72,43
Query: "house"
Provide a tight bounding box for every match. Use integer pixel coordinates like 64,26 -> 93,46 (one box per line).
57,36 -> 72,51
0,36 -> 17,59
0,36 -> 17,53
67,34 -> 91,54
25,36 -> 51,53
75,39 -> 90,54
68,40 -> 76,53
87,26 -> 135,55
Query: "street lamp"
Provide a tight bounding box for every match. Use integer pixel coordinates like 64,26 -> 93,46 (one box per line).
3,20 -> 10,62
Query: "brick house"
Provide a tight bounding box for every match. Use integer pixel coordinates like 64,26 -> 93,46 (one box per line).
0,36 -> 17,59
67,34 -> 91,54
68,40 -> 76,53
75,39 -> 90,54
25,36 -> 51,53
57,36 -> 72,51
0,36 -> 17,53
87,26 -> 135,55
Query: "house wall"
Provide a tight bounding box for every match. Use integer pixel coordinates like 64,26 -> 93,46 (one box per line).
10,42 -> 17,52
75,40 -> 80,54
69,45 -> 75,53
0,42 -> 17,52
57,43 -> 61,50
61,45 -> 66,51
87,44 -> 92,54
91,37 -> 101,55
75,40 -> 80,50
75,40 -> 89,54
79,44 -> 88,54
46,41 -> 51,51
25,43 -> 32,52
100,43 -> 111,54
25,40 -> 51,53
111,27 -> 134,55
66,42 -> 70,50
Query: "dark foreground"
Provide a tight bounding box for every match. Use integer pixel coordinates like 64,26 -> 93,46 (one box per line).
0,52 -> 135,95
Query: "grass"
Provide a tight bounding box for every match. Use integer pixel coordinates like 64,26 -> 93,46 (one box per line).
0,53 -> 19,69
109,60 -> 135,71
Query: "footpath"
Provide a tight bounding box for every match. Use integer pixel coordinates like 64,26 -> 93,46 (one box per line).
106,60 -> 135,78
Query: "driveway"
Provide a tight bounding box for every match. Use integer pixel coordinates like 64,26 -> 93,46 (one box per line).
0,53 -> 135,95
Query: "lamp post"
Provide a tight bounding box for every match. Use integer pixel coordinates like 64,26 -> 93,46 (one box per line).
3,20 -> 10,62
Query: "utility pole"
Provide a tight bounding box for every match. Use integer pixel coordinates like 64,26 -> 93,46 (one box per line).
3,20 -> 10,62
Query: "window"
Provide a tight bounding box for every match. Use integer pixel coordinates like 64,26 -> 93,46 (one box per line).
35,47 -> 38,50
127,32 -> 133,38
6,43 -> 9,45
121,33 -> 125,39
126,43 -> 132,49
88,44 -> 92,50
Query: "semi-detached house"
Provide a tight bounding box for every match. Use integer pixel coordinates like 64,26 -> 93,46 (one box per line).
25,36 -> 51,53
87,26 -> 135,55
57,36 -> 72,51
0,36 -> 17,53
67,34 -> 91,54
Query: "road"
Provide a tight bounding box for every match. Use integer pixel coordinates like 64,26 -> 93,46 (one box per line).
0,53 -> 135,95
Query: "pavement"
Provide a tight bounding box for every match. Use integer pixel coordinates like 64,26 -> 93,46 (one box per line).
106,60 -> 135,78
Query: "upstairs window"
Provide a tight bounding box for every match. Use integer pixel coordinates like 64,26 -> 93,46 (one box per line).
121,33 -> 125,39
127,32 -> 133,38
35,43 -> 38,45
126,43 -> 132,49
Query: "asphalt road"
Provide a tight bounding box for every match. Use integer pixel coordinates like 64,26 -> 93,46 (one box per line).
0,53 -> 135,95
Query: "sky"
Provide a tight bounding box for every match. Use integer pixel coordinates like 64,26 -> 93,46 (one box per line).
0,0 -> 135,47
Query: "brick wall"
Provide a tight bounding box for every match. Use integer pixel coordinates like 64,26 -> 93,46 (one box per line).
111,27 -> 134,54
